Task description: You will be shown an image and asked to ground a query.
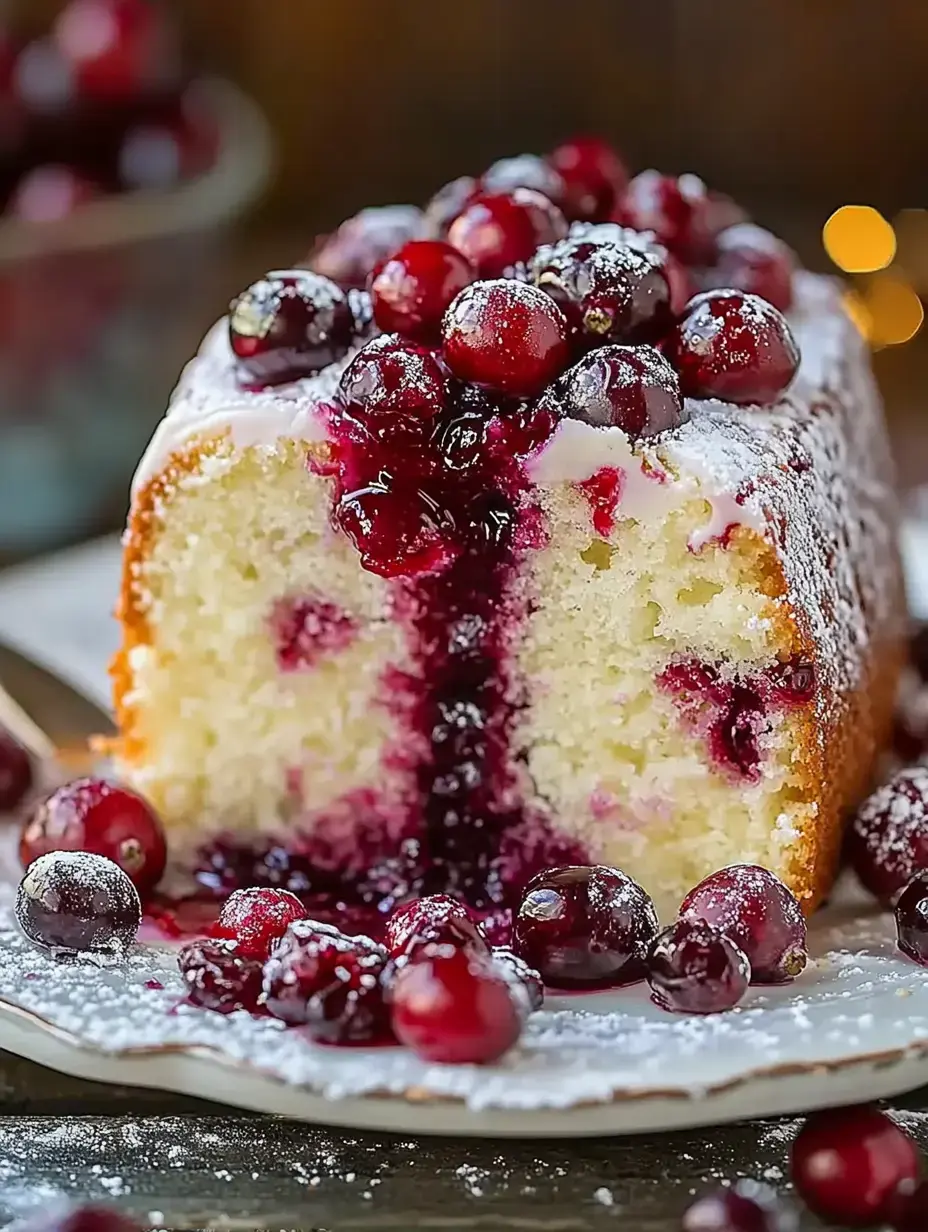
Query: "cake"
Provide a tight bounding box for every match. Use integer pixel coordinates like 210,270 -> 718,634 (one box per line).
109,142 -> 905,921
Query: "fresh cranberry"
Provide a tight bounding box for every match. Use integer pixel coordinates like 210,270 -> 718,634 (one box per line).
548,136 -> 628,222
447,189 -> 567,279
618,170 -> 718,264
0,727 -> 32,810
513,865 -> 658,989
441,280 -> 570,398
547,344 -> 683,437
178,938 -> 264,1014
14,1204 -> 144,1232
891,1179 -> 928,1231
423,175 -> 478,237
708,224 -> 795,314
16,851 -> 141,958
20,777 -> 167,899
336,477 -> 457,579
212,888 -> 309,960
481,154 -> 565,207
491,946 -> 544,1011
646,919 -> 750,1014
680,864 -> 807,983
682,1180 -> 797,1232
9,165 -> 97,223
53,0 -> 170,99
666,291 -> 800,406
791,1106 -> 920,1228
370,240 -> 474,341
385,894 -> 490,961
895,871 -> 928,965
262,919 -> 392,1044
336,332 -> 448,441
229,270 -> 355,387
308,205 -> 423,290
847,767 -> 928,906
390,943 -> 522,1063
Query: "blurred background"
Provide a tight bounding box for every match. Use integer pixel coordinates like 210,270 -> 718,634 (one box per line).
1,0 -> 927,562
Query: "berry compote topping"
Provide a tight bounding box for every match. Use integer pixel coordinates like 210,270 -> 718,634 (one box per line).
646,918 -> 750,1014
16,851 -> 141,959
790,1106 -> 920,1228
229,270 -> 355,387
15,1203 -> 145,1232
490,946 -> 544,1012
308,204 -> 424,290
481,154 -> 566,207
708,224 -> 796,314
446,189 -> 568,279
513,864 -> 658,989
0,726 -> 32,811
441,280 -> 570,398
666,290 -> 800,406
262,919 -> 392,1044
389,942 -> 522,1063
618,170 -> 718,265
680,864 -> 807,984
385,894 -> 490,962
682,1180 -> 798,1232
211,887 -> 308,959
891,1179 -> 928,1232
548,136 -> 628,223
370,240 -> 474,342
20,777 -> 167,900
178,938 -> 264,1014
847,766 -> 928,906
545,344 -> 683,437
895,870 -> 928,965
270,593 -> 358,672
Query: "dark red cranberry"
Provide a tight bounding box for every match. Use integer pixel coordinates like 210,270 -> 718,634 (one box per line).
895,870 -> 928,965
385,894 -> 490,962
336,477 -> 457,579
178,938 -> 264,1014
618,170 -> 718,264
513,864 -> 658,989
491,946 -> 544,1011
791,1106 -> 920,1228
891,1179 -> 928,1231
646,919 -> 750,1014
269,593 -> 359,672
680,864 -> 807,983
441,280 -> 570,398
336,332 -> 448,441
708,224 -> 796,314
390,943 -> 522,1063
54,0 -> 170,99
767,658 -> 816,706
16,851 -> 141,959
10,165 -> 98,223
262,919 -> 392,1044
548,137 -> 628,223
212,888 -> 309,960
547,344 -> 683,437
0,727 -> 32,810
446,189 -> 567,279
14,1203 -> 144,1232
682,1180 -> 797,1232
370,240 -> 474,341
20,777 -> 167,899
423,175 -> 478,238
481,154 -> 565,207
308,205 -> 423,290
847,766 -> 928,906
229,270 -> 355,387
666,291 -> 800,406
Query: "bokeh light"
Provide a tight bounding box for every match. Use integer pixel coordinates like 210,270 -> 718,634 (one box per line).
823,205 -> 896,274
842,290 -> 873,340
861,271 -> 924,347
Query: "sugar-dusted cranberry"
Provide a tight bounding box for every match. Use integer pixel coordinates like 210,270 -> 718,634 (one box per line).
666,291 -> 800,406
680,864 -> 807,984
895,870 -> 928,965
618,170 -> 718,264
370,240 -> 474,342
14,1204 -> 145,1232
481,154 -> 566,207
513,865 -> 658,989
262,919 -> 392,1044
682,1180 -> 798,1232
891,1179 -> 928,1232
53,0 -> 170,99
708,224 -> 796,314
547,344 -> 683,438
0,727 -> 32,811
385,894 -> 490,962
229,270 -> 355,387
491,946 -> 544,1012
178,938 -> 264,1014
646,919 -> 750,1014
336,476 -> 457,579
847,766 -> 928,906
308,205 -> 423,289
20,777 -> 167,899
791,1106 -> 920,1228
10,165 -> 98,223
447,189 -> 567,279
336,332 -> 448,441
441,280 -> 570,398
212,887 -> 309,960
548,136 -> 628,223
423,175 -> 478,238
16,851 -> 141,959
390,943 -> 522,1063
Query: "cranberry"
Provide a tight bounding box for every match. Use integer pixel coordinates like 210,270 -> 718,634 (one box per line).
370,240 -> 474,342
10,165 -> 97,223
178,938 -> 264,1014
895,870 -> 928,965
336,477 -> 457,579
491,946 -> 544,1011
15,1204 -> 144,1232
666,291 -> 800,406
16,851 -> 141,959
847,766 -> 928,906
481,154 -> 565,207
547,344 -> 683,438
12,40 -> 76,112
513,865 -> 658,989
680,864 -> 806,983
646,919 -> 750,1014
0,727 -> 32,810
441,280 -> 570,398
212,887 -> 308,960
118,123 -> 189,191
54,0 -> 170,99
270,593 -> 358,672
618,170 -> 717,264
708,224 -> 796,314
385,894 -> 490,962
446,189 -> 567,279
682,1180 -> 797,1232
229,270 -> 355,387
791,1106 -> 920,1228
390,943 -> 522,1063
262,919 -> 392,1044
531,233 -> 674,346
336,332 -> 448,440
891,1179 -> 928,1231
548,136 -> 628,222
423,175 -> 478,238
308,205 -> 423,289
20,777 -> 167,899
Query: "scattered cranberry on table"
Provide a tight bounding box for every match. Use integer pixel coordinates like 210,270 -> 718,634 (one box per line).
16,850 -> 141,959
384,893 -> 490,962
369,239 -> 474,342
895,870 -> 928,965
178,937 -> 264,1015
0,726 -> 32,811
682,1179 -> 797,1232
848,765 -> 928,906
646,918 -> 750,1014
446,188 -> 567,279
211,886 -> 308,960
